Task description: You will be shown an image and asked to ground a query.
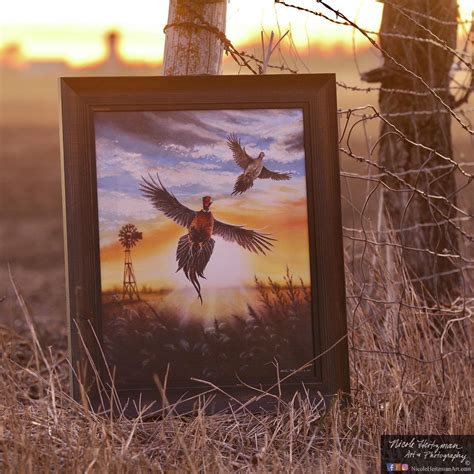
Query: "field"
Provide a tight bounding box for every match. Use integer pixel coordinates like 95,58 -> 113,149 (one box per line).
2,250 -> 472,471
1,49 -> 473,471
102,275 -> 314,386
2,114 -> 473,472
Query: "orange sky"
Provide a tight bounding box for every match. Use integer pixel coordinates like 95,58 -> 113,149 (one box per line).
4,0 -> 471,67
101,196 -> 312,322
2,1 -> 471,68
2,1 -> 380,66
3,1 -> 472,68
100,181 -> 312,291
94,107 -> 312,296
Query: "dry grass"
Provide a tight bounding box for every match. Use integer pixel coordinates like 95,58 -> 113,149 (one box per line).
1,243 -> 472,473
1,15 -> 473,467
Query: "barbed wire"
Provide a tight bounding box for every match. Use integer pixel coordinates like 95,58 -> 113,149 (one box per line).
383,0 -> 472,70
336,81 -> 470,96
386,3 -> 472,27
340,106 -> 473,177
343,234 -> 474,263
276,0 -> 474,134
164,0 -> 474,398
341,107 -> 474,117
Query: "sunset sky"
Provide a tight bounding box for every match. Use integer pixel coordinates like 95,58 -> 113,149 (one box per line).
95,108 -> 312,310
2,0 -> 379,66
2,0 -> 471,67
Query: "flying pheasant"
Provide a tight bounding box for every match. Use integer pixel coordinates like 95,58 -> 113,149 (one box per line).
140,174 -> 275,303
227,133 -> 292,195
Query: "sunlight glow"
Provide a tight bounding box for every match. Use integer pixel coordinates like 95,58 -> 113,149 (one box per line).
2,0 -> 470,67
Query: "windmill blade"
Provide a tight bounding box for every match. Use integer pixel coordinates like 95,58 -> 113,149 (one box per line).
118,223 -> 142,249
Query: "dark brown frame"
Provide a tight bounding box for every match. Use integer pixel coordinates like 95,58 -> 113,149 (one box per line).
60,74 -> 349,416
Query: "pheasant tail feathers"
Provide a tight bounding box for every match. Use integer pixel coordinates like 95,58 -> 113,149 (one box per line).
176,234 -> 215,304
232,173 -> 254,195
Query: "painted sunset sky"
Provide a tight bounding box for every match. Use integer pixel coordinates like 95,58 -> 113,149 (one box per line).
95,108 -> 312,296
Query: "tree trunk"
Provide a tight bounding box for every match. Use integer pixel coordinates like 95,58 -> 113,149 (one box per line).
163,0 -> 227,76
363,0 -> 460,304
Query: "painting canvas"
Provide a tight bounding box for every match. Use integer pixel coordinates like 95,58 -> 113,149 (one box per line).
94,107 -> 317,387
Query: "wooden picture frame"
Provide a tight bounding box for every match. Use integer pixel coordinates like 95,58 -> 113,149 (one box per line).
60,74 -> 349,416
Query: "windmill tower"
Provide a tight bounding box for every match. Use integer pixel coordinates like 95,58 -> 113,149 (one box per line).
118,224 -> 143,301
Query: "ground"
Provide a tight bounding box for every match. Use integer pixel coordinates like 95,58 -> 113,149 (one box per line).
1,73 -> 472,471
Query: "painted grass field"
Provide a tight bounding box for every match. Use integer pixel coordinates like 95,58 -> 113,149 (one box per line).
101,273 -> 314,386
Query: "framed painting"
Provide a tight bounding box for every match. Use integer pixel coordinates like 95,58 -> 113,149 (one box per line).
60,74 -> 349,415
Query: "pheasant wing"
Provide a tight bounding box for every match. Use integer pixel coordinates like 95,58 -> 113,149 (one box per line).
213,219 -> 275,255
259,166 -> 292,181
140,173 -> 195,228
226,133 -> 253,169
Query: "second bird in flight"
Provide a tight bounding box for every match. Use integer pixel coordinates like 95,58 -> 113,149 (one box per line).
226,133 -> 292,195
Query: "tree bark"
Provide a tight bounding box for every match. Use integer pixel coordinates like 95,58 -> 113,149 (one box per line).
363,0 -> 460,304
163,0 -> 227,76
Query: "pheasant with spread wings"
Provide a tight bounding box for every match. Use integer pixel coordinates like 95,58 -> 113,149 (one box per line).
227,133 -> 292,195
140,174 -> 275,303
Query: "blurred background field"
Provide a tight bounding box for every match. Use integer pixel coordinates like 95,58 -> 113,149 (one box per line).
0,1 -> 473,470
2,26 -> 472,322
0,27 -> 381,323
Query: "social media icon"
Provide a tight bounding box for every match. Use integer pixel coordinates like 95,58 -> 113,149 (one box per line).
386,464 -> 396,472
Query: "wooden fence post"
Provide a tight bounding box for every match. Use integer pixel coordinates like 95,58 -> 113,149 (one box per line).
163,0 -> 227,76
363,0 -> 460,304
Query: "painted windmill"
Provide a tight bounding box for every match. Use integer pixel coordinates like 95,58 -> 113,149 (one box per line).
118,224 -> 143,301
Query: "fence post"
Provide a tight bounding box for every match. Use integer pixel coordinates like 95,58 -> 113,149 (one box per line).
363,0 -> 461,304
163,0 -> 227,76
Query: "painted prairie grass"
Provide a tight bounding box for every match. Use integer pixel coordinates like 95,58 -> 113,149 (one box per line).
102,270 -> 313,386
1,251 -> 472,473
